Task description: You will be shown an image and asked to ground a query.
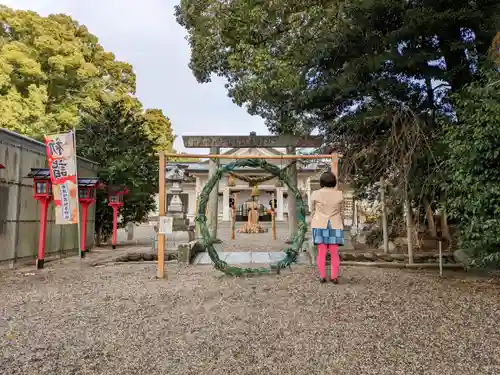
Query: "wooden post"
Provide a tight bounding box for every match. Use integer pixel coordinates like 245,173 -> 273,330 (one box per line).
380,177 -> 389,253
404,193 -> 414,265
330,153 -> 339,188
438,239 -> 443,277
157,152 -> 166,279
271,192 -> 276,240
286,146 -> 298,242
208,147 -> 220,240
231,192 -> 237,240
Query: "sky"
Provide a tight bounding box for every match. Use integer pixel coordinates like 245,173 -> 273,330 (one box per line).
4,0 -> 270,153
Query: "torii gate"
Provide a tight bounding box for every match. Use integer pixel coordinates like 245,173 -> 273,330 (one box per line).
182,132 -> 325,242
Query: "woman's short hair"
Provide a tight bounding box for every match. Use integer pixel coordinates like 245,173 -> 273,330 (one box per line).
319,171 -> 337,188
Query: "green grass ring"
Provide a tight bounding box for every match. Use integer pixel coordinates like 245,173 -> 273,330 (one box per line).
195,159 -> 307,276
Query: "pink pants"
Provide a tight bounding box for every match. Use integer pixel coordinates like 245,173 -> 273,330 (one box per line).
317,244 -> 340,279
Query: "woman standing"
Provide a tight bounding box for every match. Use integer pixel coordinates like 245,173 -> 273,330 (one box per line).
310,171 -> 344,283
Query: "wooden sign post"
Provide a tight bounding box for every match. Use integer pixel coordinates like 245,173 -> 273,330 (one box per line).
231,192 -> 237,240
330,152 -> 339,187
157,152 -> 166,279
271,192 -> 277,240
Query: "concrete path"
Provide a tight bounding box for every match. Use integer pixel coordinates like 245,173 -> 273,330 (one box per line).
193,251 -> 310,265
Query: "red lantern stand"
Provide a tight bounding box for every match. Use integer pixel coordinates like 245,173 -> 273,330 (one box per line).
78,179 -> 102,255
108,187 -> 128,249
27,169 -> 53,269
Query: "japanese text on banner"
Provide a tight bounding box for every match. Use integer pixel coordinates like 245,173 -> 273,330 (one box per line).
44,132 -> 79,225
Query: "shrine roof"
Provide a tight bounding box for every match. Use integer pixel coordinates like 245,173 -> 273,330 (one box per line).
78,178 -> 100,187
26,168 -> 101,186
26,168 -> 51,178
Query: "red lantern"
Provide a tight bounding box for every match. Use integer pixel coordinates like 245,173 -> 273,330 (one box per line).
78,179 -> 103,254
108,186 -> 129,249
26,168 -> 53,269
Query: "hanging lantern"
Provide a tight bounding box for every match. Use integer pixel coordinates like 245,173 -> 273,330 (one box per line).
251,185 -> 261,197
227,175 -> 236,187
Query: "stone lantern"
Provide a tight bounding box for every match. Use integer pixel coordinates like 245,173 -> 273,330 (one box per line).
165,164 -> 195,261
166,164 -> 188,215
78,179 -> 102,253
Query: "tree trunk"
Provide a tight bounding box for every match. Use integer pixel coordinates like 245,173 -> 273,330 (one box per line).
96,224 -> 102,246
379,178 -> 389,253
424,198 -> 437,237
440,207 -> 453,249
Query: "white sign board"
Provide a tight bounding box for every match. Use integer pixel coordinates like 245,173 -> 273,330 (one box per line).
158,216 -> 174,235
165,217 -> 173,234
158,216 -> 168,234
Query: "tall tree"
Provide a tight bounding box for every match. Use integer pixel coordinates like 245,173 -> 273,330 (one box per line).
142,108 -> 175,153
444,66 -> 500,267
0,6 -> 136,136
176,0 -> 499,125
175,0 -> 500,196
76,100 -> 159,243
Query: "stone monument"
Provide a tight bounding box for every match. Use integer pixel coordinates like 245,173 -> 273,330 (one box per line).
165,164 -> 197,262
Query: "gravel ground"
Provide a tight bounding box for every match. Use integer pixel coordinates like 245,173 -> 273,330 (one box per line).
2,257 -> 500,375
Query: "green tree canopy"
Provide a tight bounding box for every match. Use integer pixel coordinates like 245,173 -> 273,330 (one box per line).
175,0 -> 500,199
0,5 -> 190,240
0,5 -> 136,136
76,100 -> 159,242
143,108 -> 175,153
444,66 -> 500,267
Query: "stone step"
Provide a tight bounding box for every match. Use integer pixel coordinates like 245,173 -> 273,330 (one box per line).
192,251 -> 310,265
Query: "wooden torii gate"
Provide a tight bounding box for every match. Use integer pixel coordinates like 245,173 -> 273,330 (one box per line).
181,132 -> 325,242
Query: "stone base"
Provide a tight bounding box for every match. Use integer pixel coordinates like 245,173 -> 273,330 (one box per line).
166,230 -> 195,243
172,217 -> 190,231
115,252 -> 178,262
177,241 -> 205,263
149,238 -> 204,264
378,241 -> 396,252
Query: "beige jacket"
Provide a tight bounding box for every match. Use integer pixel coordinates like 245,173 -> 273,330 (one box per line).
310,188 -> 344,230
